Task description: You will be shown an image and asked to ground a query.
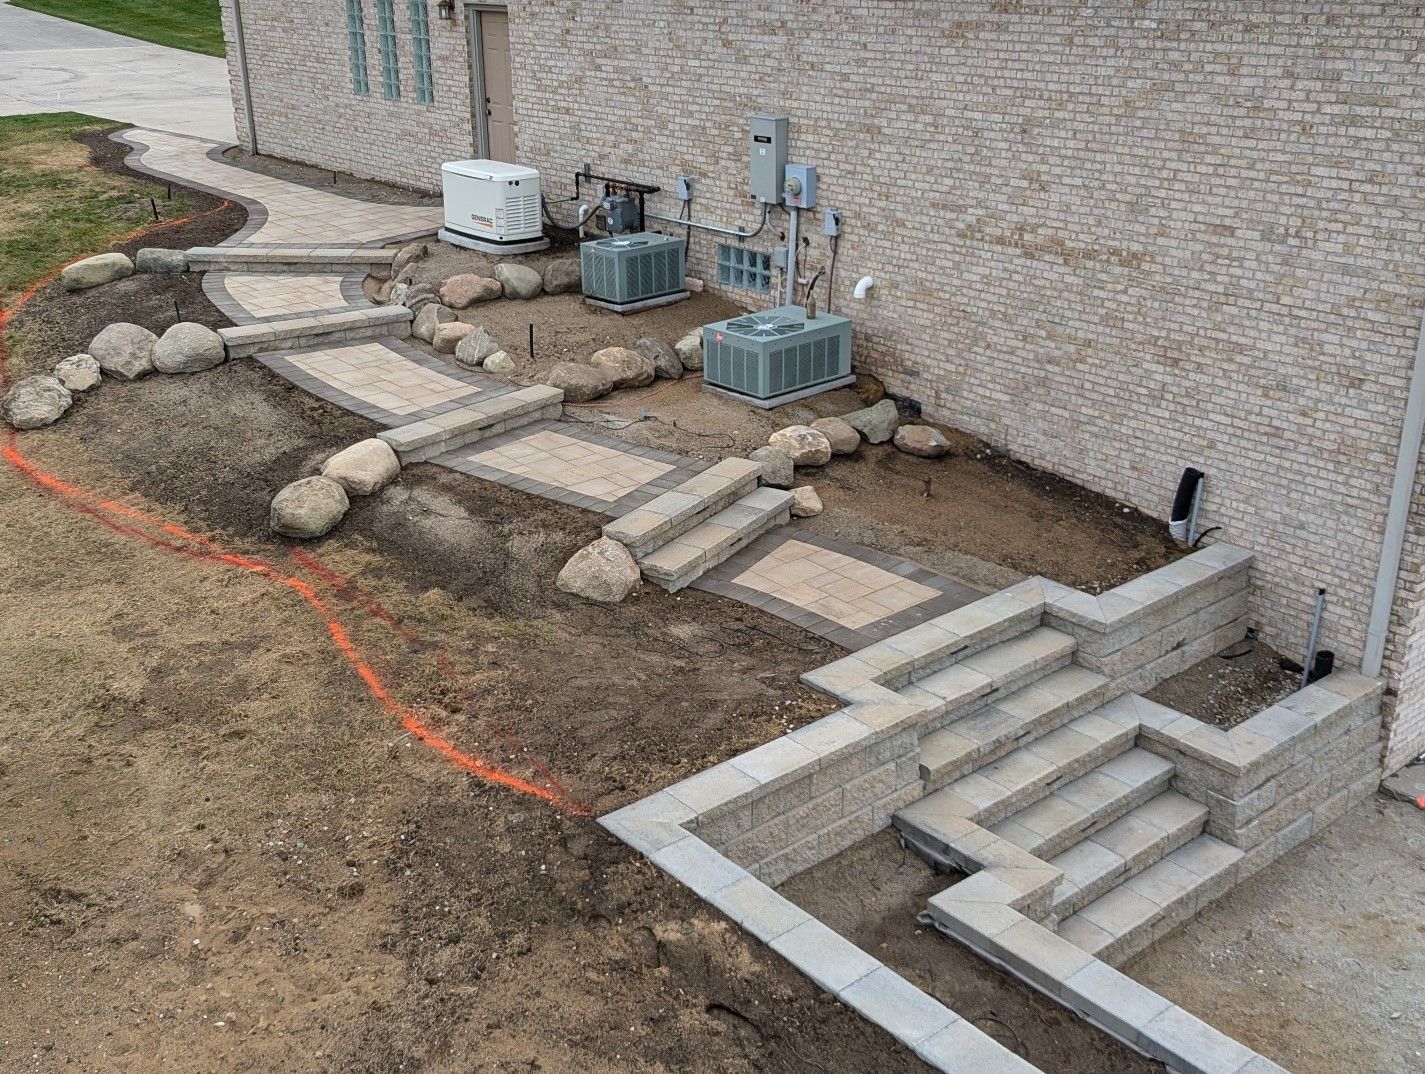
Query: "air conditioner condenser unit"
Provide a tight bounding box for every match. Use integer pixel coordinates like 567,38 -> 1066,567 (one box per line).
580,232 -> 689,313
702,305 -> 854,408
438,159 -> 549,255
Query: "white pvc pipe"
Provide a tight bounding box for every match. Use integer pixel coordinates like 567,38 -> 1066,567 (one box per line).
853,275 -> 875,300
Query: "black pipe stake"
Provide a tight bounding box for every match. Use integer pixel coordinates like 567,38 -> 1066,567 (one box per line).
166,182 -> 173,201
149,197 -> 159,221
173,298 -> 181,324
528,323 -> 535,360
332,170 -> 338,186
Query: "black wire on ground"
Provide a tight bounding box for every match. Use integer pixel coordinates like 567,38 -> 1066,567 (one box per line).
1191,525 -> 1223,548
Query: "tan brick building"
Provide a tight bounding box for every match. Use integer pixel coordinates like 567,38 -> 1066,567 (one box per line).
218,0 -> 1425,772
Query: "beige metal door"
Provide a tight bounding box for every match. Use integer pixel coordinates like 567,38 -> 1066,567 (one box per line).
469,7 -> 514,162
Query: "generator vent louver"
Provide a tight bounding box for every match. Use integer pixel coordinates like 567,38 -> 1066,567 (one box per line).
580,232 -> 686,306
702,306 -> 853,403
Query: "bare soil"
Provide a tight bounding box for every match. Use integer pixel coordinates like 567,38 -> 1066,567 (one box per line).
778,829 -> 1162,1072
1145,636 -> 1300,730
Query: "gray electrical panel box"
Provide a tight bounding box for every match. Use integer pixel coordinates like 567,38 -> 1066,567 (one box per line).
748,114 -> 788,204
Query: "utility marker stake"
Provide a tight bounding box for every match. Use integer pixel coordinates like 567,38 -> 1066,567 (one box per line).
149,197 -> 159,222
528,322 -> 534,360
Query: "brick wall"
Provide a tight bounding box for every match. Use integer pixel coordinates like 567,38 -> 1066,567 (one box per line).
219,1 -> 1425,766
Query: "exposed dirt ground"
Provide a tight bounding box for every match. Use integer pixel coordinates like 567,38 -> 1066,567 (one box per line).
1145,635 -> 1300,729
778,830 -> 1163,1073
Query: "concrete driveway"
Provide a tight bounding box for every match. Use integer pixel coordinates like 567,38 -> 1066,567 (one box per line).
0,1 -> 234,142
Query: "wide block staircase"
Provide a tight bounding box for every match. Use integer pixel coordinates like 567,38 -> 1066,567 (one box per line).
891,620 -> 1243,966
602,457 -> 792,591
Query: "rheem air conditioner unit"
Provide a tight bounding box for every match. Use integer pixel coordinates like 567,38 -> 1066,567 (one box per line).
438,159 -> 549,255
702,305 -> 855,408
580,232 -> 689,313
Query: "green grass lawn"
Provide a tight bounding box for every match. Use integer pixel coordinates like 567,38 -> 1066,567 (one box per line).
0,112 -> 194,311
10,0 -> 225,57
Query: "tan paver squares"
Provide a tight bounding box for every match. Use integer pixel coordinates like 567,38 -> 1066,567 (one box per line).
289,342 -> 479,416
223,273 -> 351,318
464,429 -> 675,504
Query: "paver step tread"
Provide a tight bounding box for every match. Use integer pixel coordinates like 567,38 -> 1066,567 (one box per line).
604,457 -> 763,556
640,487 -> 793,590
897,627 -> 1078,723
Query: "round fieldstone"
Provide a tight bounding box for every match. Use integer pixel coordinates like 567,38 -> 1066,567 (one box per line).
2,375 -> 72,430
135,248 -> 188,273
432,321 -> 475,355
542,259 -> 582,295
454,326 -> 503,369
412,302 -> 456,343
153,321 -> 225,374
483,351 -> 517,375
893,424 -> 951,458
674,329 -> 704,371
635,338 -> 683,380
769,425 -> 833,467
61,252 -> 133,292
53,353 -> 102,392
391,241 -> 427,276
588,346 -> 655,389
556,537 -> 641,604
89,322 -> 157,381
270,476 -> 349,538
439,273 -> 502,308
811,416 -> 860,455
843,398 -> 900,444
545,361 -> 614,403
750,445 -> 794,489
494,262 -> 542,299
320,438 -> 400,496
790,486 -> 824,518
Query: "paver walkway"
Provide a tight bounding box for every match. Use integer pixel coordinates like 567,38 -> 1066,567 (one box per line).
117,125 -> 983,649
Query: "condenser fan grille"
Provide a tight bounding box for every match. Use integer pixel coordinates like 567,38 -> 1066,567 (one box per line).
726,316 -> 803,338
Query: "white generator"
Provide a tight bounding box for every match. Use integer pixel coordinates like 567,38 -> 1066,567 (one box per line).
438,159 -> 549,255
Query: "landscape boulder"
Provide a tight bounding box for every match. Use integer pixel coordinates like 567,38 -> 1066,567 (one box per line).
810,416 -> 860,455
270,476 -> 349,539
635,338 -> 683,380
588,346 -> 655,389
769,425 -> 833,467
439,273 -> 502,308
453,326 -> 503,369
135,248 -> 188,274
542,259 -> 582,295
494,263 -> 542,300
790,486 -> 824,518
89,322 -> 157,381
320,438 -> 400,496
53,354 -> 102,392
2,376 -> 72,430
483,351 -> 517,375
545,361 -> 615,403
674,328 -> 704,371
412,302 -> 456,343
391,241 -> 427,277
750,445 -> 794,489
843,398 -> 899,444
431,321 -> 475,354
893,424 -> 951,458
153,321 -> 225,373
60,252 -> 133,292
401,282 -> 438,314
556,537 -> 641,604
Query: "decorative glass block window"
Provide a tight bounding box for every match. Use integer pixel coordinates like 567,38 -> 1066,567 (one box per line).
716,244 -> 773,294
375,0 -> 401,101
409,1 -> 434,105
345,0 -> 370,96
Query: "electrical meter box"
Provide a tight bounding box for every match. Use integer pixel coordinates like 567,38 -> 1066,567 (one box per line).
783,163 -> 817,209
748,114 -> 788,204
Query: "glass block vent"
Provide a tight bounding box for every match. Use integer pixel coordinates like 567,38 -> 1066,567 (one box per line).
716,244 -> 772,294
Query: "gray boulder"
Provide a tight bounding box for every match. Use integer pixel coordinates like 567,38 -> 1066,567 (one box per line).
321,438 -> 400,496
769,425 -> 833,466
674,328 -> 704,371
89,322 -> 157,381
790,485 -> 824,518
153,321 -> 225,373
495,262 -> 542,299
453,325 -> 503,369
391,241 -> 427,277
53,354 -> 102,392
545,361 -> 615,403
542,259 -> 582,295
401,282 -> 437,313
588,346 -> 655,389
750,445 -> 794,489
2,376 -> 72,430
556,537 -> 641,604
270,476 -> 349,538
439,273 -> 502,308
60,252 -> 133,292
811,416 -> 860,455
844,399 -> 899,444
635,338 -> 683,380
135,248 -> 187,273
431,321 -> 475,354
412,302 -> 455,342
893,424 -> 951,458
483,351 -> 517,375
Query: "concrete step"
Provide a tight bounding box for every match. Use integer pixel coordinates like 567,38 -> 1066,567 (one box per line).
894,700 -> 1140,852
987,748 -> 1174,862
219,306 -> 411,358
898,626 -> 1077,727
918,664 -> 1114,790
602,457 -> 763,558
187,244 -> 396,273
381,385 -> 565,464
639,487 -> 793,592
1056,834 -> 1243,965
1046,791 -> 1208,923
